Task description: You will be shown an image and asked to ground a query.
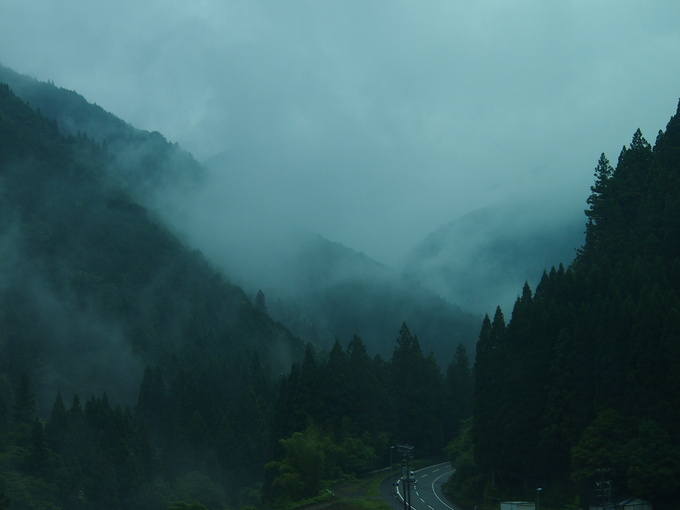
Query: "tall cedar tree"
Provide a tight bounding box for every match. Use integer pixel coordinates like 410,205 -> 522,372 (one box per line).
471,100 -> 680,509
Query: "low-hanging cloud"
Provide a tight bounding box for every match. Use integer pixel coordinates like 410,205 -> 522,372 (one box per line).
1,1 -> 680,266
0,222 -> 145,416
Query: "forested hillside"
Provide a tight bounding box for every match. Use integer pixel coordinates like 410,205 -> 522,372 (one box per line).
261,231 -> 481,361
0,82 -> 305,508
5,59 -> 680,510
451,101 -> 680,509
0,64 -> 481,363
0,71 -> 474,510
264,324 -> 473,505
0,63 -> 203,204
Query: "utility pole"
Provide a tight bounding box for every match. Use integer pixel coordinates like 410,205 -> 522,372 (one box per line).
595,468 -> 612,509
398,444 -> 414,510
390,446 -> 396,494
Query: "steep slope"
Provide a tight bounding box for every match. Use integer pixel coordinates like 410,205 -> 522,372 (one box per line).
0,63 -> 202,208
192,150 -> 482,361
1,64 -> 479,363
0,81 -> 303,411
467,101 -> 680,509
263,230 -> 482,362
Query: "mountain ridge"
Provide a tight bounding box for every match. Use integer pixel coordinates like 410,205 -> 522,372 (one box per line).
1,62 -> 580,363
0,80 -> 303,410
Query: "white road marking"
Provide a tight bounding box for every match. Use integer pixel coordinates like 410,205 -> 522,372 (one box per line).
431,469 -> 457,510
395,463 -> 456,510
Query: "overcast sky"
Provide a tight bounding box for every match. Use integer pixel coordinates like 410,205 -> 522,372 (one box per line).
2,1 -> 680,265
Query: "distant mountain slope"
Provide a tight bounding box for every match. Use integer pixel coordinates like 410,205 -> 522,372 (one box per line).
0,81 -> 303,410
263,231 -> 482,361
404,198 -> 585,315
196,153 -> 481,362
0,63 -> 480,363
0,63 -> 202,205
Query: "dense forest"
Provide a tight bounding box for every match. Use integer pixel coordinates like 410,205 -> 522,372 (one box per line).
2,63 -> 680,510
0,62 -> 481,368
446,102 -> 680,509
0,74 -> 472,508
265,326 -> 472,505
0,80 -> 305,508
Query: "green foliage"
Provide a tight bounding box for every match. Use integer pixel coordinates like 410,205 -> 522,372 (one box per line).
169,502 -> 209,510
0,492 -> 9,510
267,428 -> 333,502
625,420 -> 680,502
0,470 -> 61,510
266,324 -> 470,505
570,409 -> 633,486
171,472 -> 227,510
0,77 -> 304,386
471,99 -> 680,509
12,66 -> 680,510
0,80 -> 301,509
444,418 -> 484,503
445,344 -> 473,437
0,70 -> 481,510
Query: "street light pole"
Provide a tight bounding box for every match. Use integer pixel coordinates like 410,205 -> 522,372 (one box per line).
398,444 -> 414,510
390,446 -> 395,493
536,488 -> 542,510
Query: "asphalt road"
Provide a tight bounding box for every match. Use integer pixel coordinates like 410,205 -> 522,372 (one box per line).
380,462 -> 461,510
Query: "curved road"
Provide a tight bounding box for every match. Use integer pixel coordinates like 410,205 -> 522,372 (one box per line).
380,462 -> 461,510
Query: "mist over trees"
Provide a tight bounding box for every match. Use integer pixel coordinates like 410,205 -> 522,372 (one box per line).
449,101 -> 680,510
2,62 -> 680,510
0,63 -> 482,364
0,68 -> 474,509
265,327 -> 472,505
0,78 -> 303,508
404,199 -> 585,315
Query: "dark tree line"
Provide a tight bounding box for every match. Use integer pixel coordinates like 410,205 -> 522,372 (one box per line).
461,100 -> 680,510
0,83 -> 474,508
0,326 -> 473,509
265,325 -> 473,505
11,70 -> 680,510
0,82 -> 301,508
0,359 -> 279,509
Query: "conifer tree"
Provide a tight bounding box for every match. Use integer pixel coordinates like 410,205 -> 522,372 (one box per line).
12,373 -> 35,424
445,343 -> 473,437
136,365 -> 168,437
472,308 -> 505,472
389,323 -> 444,453
346,335 -> 387,436
469,101 -> 680,508
255,289 -> 268,314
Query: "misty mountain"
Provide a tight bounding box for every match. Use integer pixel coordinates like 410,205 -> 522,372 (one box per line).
0,80 -> 303,412
0,63 -> 584,366
0,63 -> 203,208
466,102 -> 680,509
198,152 -> 481,362
404,198 -> 586,315
0,64 -> 480,363
266,231 -> 481,362
0,72 -> 477,507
